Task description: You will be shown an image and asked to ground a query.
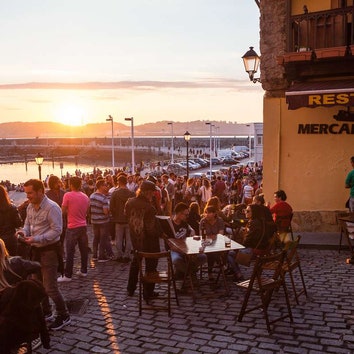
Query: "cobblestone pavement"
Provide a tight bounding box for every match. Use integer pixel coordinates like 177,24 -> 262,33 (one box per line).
36,230 -> 354,354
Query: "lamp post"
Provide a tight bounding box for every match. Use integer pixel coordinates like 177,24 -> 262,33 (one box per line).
214,126 -> 219,157
35,153 -> 44,180
167,122 -> 174,163
205,122 -> 213,179
125,117 -> 135,173
246,124 -> 253,159
106,115 -> 115,172
242,46 -> 261,83
184,131 -> 191,180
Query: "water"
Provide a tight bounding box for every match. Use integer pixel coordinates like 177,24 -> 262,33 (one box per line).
0,161 -> 102,185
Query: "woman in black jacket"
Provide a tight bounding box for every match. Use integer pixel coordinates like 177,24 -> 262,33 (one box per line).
227,204 -> 275,282
0,185 -> 22,256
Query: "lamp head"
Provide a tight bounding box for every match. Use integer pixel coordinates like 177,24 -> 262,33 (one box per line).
35,153 -> 44,166
184,131 -> 191,142
242,46 -> 261,82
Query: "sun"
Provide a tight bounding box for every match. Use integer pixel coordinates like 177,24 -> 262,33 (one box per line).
55,103 -> 85,126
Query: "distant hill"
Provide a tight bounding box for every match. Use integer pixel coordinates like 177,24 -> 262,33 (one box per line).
0,120 -> 257,138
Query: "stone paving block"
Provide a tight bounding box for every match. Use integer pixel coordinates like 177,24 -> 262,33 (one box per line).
141,342 -> 162,350
198,346 -> 220,353
326,346 -> 353,353
300,342 -> 324,351
283,345 -> 310,353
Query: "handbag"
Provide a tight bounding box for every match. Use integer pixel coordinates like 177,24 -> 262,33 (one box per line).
235,251 -> 253,267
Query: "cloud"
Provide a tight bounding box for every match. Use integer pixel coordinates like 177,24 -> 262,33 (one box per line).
0,78 -> 259,91
0,106 -> 23,111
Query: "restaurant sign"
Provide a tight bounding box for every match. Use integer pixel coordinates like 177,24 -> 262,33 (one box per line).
298,123 -> 354,134
286,80 -> 354,110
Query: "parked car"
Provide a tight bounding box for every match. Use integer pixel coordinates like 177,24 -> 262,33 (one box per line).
222,157 -> 240,165
210,157 -> 222,165
193,158 -> 208,167
189,160 -> 202,169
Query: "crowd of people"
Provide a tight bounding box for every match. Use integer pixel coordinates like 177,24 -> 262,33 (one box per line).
0,162 -> 297,351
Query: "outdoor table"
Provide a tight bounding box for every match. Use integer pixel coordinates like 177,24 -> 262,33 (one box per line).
167,234 -> 244,302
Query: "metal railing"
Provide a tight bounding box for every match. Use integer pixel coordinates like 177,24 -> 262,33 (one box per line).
289,6 -> 354,52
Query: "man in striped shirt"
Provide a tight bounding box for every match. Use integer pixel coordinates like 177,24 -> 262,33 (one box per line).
90,179 -> 114,262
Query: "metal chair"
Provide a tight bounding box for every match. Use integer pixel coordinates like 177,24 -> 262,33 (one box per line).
138,251 -> 179,316
336,212 -> 354,253
236,251 -> 293,333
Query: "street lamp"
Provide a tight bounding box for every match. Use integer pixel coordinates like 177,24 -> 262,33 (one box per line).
214,126 -> 219,157
205,122 -> 213,179
106,115 -> 115,172
184,131 -> 191,180
242,46 -> 261,83
246,124 -> 253,159
125,117 -> 135,173
167,122 -> 174,163
35,153 -> 44,180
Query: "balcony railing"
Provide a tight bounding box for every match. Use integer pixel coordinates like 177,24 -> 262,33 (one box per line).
289,6 -> 354,52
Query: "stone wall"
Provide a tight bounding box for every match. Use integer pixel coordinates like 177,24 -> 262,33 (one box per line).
259,0 -> 288,95
292,211 -> 344,233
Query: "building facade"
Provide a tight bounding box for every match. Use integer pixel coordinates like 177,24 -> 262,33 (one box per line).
259,0 -> 354,232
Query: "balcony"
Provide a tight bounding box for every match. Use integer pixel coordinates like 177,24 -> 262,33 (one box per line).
289,6 -> 354,52
277,6 -> 354,81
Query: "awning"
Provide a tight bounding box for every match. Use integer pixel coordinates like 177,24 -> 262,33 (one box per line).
285,80 -> 354,110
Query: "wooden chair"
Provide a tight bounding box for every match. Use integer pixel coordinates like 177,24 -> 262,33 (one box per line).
276,213 -> 294,242
236,251 -> 293,333
138,251 -> 179,316
282,235 -> 307,304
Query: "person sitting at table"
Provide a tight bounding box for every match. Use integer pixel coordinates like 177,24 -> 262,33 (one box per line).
269,190 -> 293,242
200,206 -> 225,280
169,203 -> 206,280
204,196 -> 232,225
227,204 -> 274,282
187,202 -> 201,235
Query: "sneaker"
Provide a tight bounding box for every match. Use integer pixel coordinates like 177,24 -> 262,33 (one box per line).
92,255 -> 98,261
44,311 -> 54,321
98,257 -> 110,263
57,275 -> 72,283
76,270 -> 88,277
31,337 -> 42,350
49,314 -> 71,331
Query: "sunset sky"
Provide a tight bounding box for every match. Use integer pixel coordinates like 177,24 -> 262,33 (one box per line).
0,0 -> 263,127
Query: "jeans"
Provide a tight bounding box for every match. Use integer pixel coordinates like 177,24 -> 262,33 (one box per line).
115,223 -> 132,259
65,226 -> 88,277
171,251 -> 207,274
227,248 -> 252,275
350,197 -> 354,212
92,223 -> 113,259
127,237 -> 160,297
33,249 -> 68,317
127,253 -> 158,298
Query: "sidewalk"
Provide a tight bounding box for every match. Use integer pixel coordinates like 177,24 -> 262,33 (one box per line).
36,227 -> 354,354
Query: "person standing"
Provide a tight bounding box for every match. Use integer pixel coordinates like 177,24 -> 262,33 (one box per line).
0,185 -> 22,256
58,176 -> 90,282
110,175 -> 135,263
125,181 -> 161,299
345,156 -> 354,212
19,179 -> 70,331
45,175 -> 67,257
90,179 -> 114,262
